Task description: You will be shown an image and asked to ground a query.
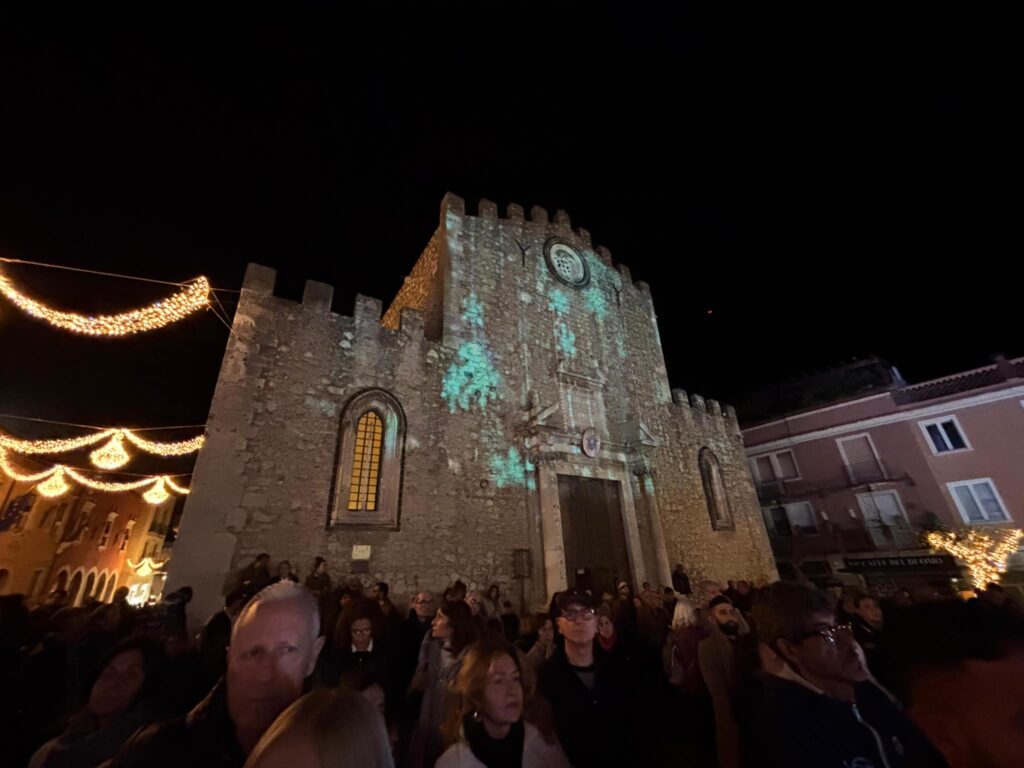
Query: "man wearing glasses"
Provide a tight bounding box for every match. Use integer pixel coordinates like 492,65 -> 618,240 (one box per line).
537,589 -> 630,767
750,582 -> 947,767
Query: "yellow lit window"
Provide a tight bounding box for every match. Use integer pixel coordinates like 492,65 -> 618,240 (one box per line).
348,411 -> 383,511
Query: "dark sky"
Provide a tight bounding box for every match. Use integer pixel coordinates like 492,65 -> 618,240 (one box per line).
0,7 -> 1017,445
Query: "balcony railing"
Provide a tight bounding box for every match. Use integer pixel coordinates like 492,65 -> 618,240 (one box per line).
767,520 -> 923,557
843,459 -> 889,485
755,460 -> 899,503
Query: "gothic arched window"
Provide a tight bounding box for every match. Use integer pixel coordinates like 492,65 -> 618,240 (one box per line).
348,411 -> 384,511
332,390 -> 406,528
699,447 -> 735,530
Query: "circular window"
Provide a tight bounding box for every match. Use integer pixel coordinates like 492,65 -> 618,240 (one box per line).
543,239 -> 589,287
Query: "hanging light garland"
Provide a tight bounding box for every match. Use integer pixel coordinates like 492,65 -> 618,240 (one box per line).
927,528 -> 1024,588
0,271 -> 210,337
121,429 -> 205,456
0,449 -> 190,502
90,432 -> 131,469
127,557 -> 168,578
143,477 -> 171,505
0,427 -> 205,470
0,429 -> 112,454
36,467 -> 71,498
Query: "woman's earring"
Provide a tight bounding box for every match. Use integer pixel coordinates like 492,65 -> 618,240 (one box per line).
472,711 -> 482,722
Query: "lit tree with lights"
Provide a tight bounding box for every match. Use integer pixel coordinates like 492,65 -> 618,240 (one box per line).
926,528 -> 1024,589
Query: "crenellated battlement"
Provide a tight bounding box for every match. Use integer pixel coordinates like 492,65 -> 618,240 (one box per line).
239,263 -> 428,341
670,387 -> 739,426
439,192 -> 647,295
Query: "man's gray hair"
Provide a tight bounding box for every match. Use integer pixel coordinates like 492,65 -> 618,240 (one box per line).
233,581 -> 321,641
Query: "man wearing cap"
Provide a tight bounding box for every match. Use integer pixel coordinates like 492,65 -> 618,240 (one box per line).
537,589 -> 630,767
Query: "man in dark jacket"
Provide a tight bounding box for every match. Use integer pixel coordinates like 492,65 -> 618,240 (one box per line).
106,582 -> 324,767
672,563 -> 692,596
538,589 -> 630,767
369,580 -> 402,646
750,582 -> 946,768
392,591 -> 436,766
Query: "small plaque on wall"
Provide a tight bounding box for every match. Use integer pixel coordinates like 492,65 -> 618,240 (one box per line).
352,545 -> 372,561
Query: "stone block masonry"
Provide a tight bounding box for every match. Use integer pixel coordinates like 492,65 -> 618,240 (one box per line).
167,194 -> 776,627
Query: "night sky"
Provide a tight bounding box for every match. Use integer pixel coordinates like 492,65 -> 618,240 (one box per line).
0,8 -> 1016,454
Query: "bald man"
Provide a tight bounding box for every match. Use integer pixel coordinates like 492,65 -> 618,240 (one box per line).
107,582 -> 324,768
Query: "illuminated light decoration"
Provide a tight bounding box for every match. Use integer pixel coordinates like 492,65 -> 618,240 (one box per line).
164,476 -> 191,495
64,466 -> 161,492
0,427 -> 205,467
89,432 -> 131,470
127,557 -> 168,578
0,449 -> 60,482
121,429 -> 205,456
927,528 -> 1024,588
0,451 -> 191,499
0,429 -> 114,454
0,272 -> 210,337
143,478 -> 170,505
36,467 -> 71,498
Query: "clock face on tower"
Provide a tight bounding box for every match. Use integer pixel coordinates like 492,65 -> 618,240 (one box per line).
543,238 -> 590,288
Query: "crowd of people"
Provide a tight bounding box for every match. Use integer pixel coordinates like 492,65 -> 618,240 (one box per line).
1,552 -> 1022,768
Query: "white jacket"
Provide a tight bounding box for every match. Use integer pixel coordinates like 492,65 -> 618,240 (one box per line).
435,722 -> 572,768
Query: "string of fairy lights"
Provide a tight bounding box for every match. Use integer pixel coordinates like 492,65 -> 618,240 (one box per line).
0,269 -> 212,337
926,528 -> 1024,588
0,257 -> 227,503
0,449 -> 192,504
0,428 -> 204,469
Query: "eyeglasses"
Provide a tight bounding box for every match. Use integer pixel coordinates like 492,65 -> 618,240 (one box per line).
560,607 -> 596,622
795,622 -> 853,645
352,627 -> 372,636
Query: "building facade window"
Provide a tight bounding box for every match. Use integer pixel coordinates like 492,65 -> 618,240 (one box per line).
348,411 -> 384,511
762,501 -> 817,537
331,390 -> 406,528
750,450 -> 800,484
948,479 -> 1009,523
97,511 -> 117,550
699,447 -> 734,530
837,433 -> 886,483
919,416 -> 970,454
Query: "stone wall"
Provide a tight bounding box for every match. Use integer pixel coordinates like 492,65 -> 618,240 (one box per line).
167,193 -> 776,626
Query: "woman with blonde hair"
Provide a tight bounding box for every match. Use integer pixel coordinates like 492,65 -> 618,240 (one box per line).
243,688 -> 394,768
437,641 -> 570,768
665,594 -> 705,693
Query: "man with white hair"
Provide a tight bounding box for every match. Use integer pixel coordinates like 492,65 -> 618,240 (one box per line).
107,582 -> 324,768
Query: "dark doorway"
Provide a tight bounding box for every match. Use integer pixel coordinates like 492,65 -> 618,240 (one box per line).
557,475 -> 630,597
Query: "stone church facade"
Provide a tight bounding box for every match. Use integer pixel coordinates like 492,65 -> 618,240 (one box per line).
167,193 -> 776,623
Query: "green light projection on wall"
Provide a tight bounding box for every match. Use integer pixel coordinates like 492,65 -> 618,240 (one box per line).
581,251 -> 626,359
460,293 -> 485,327
556,323 -> 577,358
441,341 -> 502,413
488,446 -> 536,490
547,288 -> 570,316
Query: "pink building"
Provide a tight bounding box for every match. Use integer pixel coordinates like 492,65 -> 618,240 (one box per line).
742,356 -> 1024,595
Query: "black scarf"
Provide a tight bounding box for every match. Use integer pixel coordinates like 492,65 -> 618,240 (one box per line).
463,713 -> 525,768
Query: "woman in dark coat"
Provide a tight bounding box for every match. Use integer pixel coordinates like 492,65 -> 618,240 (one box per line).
28,636 -> 167,768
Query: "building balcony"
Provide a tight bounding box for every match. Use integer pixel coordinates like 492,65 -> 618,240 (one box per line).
843,459 -> 890,485
768,520 -> 923,559
756,460 -> 901,503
